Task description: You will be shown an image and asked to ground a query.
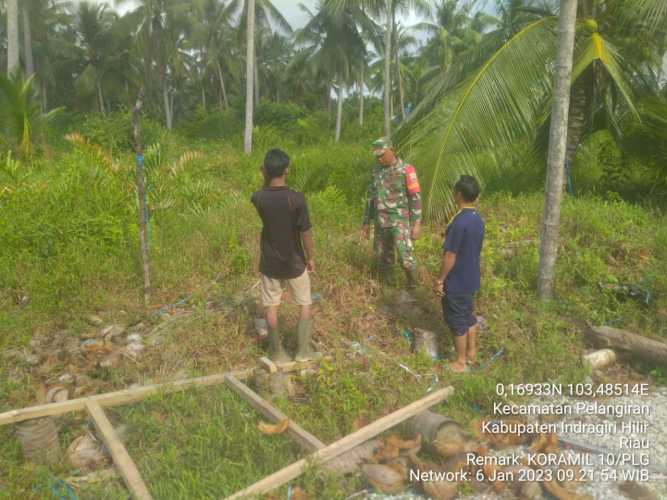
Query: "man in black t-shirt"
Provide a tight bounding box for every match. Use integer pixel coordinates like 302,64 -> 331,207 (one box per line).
251,149 -> 316,362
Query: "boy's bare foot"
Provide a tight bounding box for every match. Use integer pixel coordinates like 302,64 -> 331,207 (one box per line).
467,352 -> 477,366
448,360 -> 468,373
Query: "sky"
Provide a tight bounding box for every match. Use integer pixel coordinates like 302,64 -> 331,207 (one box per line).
87,0 -> 426,29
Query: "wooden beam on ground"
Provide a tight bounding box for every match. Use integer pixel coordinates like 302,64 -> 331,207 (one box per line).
86,401 -> 153,500
225,386 -> 454,499
258,357 -> 277,374
272,356 -> 331,374
0,369 -> 252,427
224,374 -> 325,453
586,325 -> 667,366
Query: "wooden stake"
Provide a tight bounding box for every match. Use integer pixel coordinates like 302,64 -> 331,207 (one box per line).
87,401 -> 153,500
0,369 -> 252,426
225,374 -> 325,453
132,88 -> 151,307
225,386 -> 454,499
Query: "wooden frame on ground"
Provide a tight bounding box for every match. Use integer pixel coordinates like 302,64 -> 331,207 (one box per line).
0,361 -> 454,499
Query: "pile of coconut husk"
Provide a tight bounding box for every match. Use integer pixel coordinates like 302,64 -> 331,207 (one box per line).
333,410 -> 592,500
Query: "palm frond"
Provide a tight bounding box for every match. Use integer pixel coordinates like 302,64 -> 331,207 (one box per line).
400,17 -> 557,221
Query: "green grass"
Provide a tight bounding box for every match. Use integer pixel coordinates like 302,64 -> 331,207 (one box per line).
1,125 -> 666,498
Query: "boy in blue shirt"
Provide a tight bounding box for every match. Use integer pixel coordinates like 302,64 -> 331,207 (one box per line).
434,176 -> 485,373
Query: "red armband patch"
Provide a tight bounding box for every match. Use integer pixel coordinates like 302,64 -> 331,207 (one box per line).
405,165 -> 421,194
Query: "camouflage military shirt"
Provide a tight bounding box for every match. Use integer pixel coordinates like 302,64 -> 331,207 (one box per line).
363,159 -> 422,228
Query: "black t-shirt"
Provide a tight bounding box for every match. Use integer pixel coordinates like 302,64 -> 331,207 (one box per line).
251,186 -> 312,279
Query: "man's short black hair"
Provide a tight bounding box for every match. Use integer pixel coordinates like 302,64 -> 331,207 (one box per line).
454,175 -> 480,202
263,149 -> 290,179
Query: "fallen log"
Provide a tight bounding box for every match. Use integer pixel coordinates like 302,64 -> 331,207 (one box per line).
585,325 -> 667,366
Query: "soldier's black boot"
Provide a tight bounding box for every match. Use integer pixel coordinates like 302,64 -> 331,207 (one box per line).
268,326 -> 291,363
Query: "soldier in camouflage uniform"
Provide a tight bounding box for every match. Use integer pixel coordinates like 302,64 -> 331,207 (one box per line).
362,138 -> 422,294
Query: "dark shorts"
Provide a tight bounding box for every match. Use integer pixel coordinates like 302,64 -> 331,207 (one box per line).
442,294 -> 477,336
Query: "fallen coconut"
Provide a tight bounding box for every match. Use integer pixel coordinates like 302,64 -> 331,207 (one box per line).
67,433 -> 108,472
326,439 -> 381,475
46,386 -> 69,403
361,464 -> 405,494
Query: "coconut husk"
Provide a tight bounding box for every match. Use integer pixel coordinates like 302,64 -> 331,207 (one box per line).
543,480 -> 591,500
520,480 -> 543,499
544,433 -> 560,454
442,453 -> 468,475
483,463 -> 507,493
46,386 -> 69,403
433,423 -> 467,458
529,433 -> 549,453
325,439 -> 381,475
618,481 -> 658,500
558,463 -> 583,491
422,478 -> 458,500
67,433 -> 108,472
258,419 -> 289,435
385,433 -> 422,453
361,464 -> 405,494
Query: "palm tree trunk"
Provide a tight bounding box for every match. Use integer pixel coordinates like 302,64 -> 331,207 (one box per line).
244,0 -> 256,154
216,60 -> 229,109
358,74 -> 364,127
383,0 -> 392,138
397,50 -> 406,121
563,69 -> 593,189
202,85 -> 207,112
7,0 -> 20,75
163,87 -> 173,130
22,3 -> 35,76
170,91 -> 175,126
97,82 -> 106,115
537,0 -> 578,301
41,80 -> 48,112
335,84 -> 344,143
254,49 -> 260,106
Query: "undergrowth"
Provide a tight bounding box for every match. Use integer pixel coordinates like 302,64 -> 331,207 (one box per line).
1,125 -> 666,498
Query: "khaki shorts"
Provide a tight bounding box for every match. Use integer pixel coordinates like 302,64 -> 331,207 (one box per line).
260,270 -> 312,307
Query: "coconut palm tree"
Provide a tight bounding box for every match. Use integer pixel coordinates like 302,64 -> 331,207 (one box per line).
538,0 -> 578,300
189,0 -> 236,110
229,0 -> 292,105
76,2 -> 118,114
399,0 -> 667,221
297,0 -> 369,142
117,0 -> 191,129
6,0 -> 19,74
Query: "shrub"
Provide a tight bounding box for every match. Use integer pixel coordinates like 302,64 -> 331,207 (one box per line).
79,110 -> 167,153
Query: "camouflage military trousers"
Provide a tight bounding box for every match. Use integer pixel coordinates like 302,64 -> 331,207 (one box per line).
374,224 -> 416,272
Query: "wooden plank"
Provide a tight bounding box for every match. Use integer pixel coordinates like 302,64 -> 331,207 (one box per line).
86,401 -> 153,500
272,356 -> 331,373
258,357 -> 277,374
0,369 -> 253,427
224,374 -> 325,453
225,386 -> 454,499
